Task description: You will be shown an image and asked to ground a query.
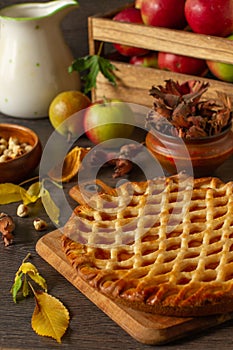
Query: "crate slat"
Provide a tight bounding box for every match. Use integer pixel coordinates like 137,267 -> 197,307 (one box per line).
93,62 -> 233,108
91,18 -> 233,63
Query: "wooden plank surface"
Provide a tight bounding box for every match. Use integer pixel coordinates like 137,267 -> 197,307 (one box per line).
92,61 -> 233,107
36,229 -> 233,345
90,16 -> 233,64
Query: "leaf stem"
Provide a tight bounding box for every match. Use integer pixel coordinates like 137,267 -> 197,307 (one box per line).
97,42 -> 104,56
28,281 -> 36,297
19,176 -> 39,188
23,253 -> 31,263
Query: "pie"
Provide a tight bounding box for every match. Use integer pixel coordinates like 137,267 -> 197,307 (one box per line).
61,173 -> 233,317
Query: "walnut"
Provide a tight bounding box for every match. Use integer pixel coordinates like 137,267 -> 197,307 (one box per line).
0,212 -> 15,246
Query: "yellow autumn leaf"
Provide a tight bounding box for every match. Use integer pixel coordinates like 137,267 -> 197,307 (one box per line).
41,188 -> 60,225
18,262 -> 47,291
31,290 -> 70,343
21,182 -> 42,205
22,277 -> 30,298
0,183 -> 27,204
19,262 -> 38,275
48,146 -> 90,182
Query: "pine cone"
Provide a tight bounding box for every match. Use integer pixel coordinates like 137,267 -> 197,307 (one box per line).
147,79 -> 232,138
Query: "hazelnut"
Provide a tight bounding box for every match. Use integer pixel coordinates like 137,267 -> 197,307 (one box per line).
33,218 -> 48,231
8,136 -> 19,149
17,204 -> 29,218
0,138 -> 7,146
0,155 -> 7,163
0,144 -> 6,155
0,136 -> 32,162
25,145 -> 33,153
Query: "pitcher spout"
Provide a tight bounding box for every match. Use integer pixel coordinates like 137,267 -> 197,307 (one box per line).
0,0 -> 79,20
42,0 -> 79,18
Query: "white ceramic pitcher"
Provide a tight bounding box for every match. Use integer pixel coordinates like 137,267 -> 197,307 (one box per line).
0,0 -> 80,118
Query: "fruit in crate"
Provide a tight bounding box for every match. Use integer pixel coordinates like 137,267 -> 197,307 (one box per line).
158,52 -> 208,76
112,8 -> 149,56
49,90 -> 91,141
206,34 -> 233,83
129,52 -> 158,67
84,99 -> 135,145
140,0 -> 187,29
185,0 -> 233,37
135,0 -> 142,9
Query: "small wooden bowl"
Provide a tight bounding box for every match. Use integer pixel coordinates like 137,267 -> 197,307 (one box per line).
146,127 -> 233,177
0,123 -> 42,183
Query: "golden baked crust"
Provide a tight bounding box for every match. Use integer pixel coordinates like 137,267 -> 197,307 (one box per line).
61,173 -> 233,317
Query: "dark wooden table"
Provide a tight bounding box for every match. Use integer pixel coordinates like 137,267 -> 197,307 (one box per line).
1,1 -> 233,349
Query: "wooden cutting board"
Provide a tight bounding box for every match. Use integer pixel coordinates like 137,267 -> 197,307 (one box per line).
36,229 -> 233,345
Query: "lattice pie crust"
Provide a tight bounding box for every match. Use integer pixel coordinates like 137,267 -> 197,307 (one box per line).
62,173 -> 233,317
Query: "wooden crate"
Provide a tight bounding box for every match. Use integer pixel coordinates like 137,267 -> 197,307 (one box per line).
88,3 -> 233,108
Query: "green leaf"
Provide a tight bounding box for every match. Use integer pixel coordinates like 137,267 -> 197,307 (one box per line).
68,56 -> 89,72
98,56 -> 117,85
69,54 -> 117,94
11,272 -> 23,303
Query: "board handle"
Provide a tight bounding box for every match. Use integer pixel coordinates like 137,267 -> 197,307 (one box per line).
69,179 -> 117,204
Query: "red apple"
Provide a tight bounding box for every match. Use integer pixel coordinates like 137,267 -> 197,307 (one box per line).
129,52 -> 158,67
135,0 -> 143,9
206,34 -> 233,83
112,8 -> 149,57
84,100 -> 135,145
185,0 -> 233,37
140,0 -> 187,29
158,52 -> 208,76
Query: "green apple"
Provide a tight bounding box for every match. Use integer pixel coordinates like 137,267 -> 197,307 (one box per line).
206,34 -> 233,83
49,90 -> 91,141
83,99 -> 135,146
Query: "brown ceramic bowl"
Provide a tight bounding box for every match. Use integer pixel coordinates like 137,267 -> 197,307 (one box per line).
146,127 -> 233,177
0,123 -> 42,183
